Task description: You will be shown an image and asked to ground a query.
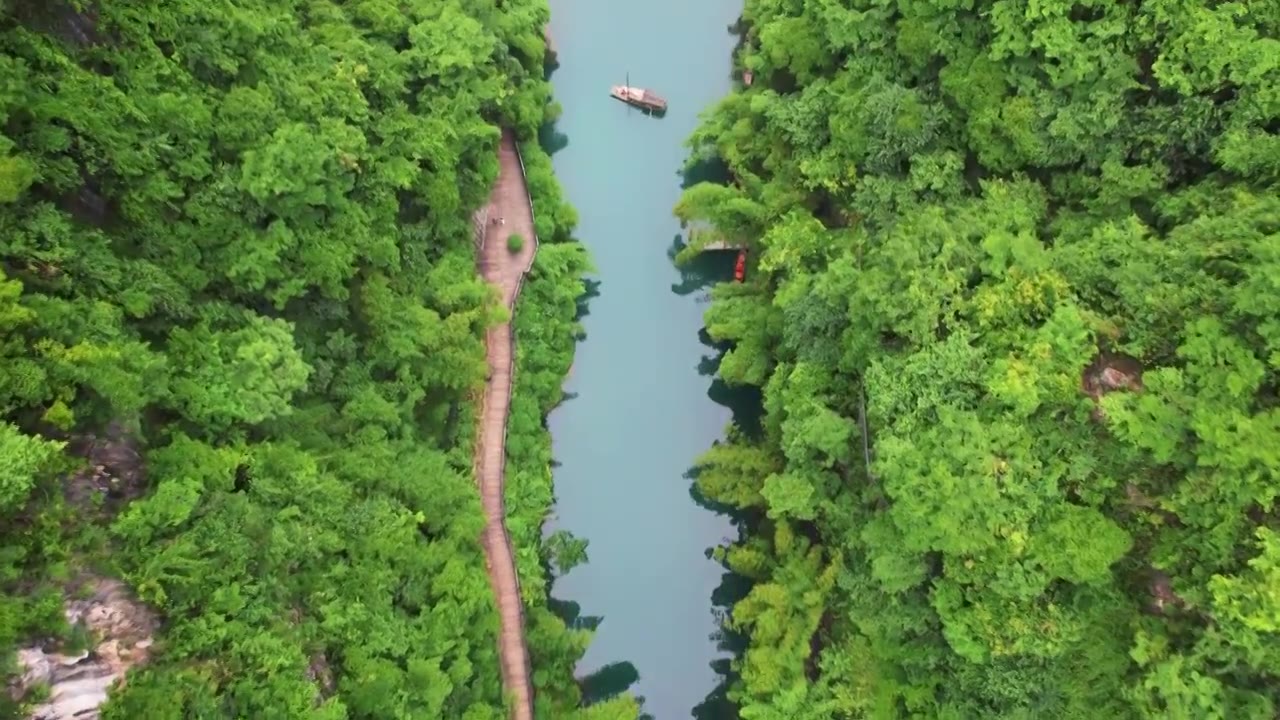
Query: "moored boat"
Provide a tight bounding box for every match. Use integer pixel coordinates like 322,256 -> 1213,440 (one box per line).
609,84 -> 667,113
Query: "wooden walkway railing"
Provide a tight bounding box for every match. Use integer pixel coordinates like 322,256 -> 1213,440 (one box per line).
474,128 -> 540,720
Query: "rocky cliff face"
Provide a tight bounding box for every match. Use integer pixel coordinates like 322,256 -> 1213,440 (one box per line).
13,578 -> 156,720
8,417 -> 154,719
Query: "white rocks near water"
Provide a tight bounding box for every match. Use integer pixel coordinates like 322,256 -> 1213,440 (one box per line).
12,578 -> 156,720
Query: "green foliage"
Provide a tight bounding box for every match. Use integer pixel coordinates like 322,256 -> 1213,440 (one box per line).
684,0 -> 1280,716
545,529 -> 589,575
0,0 -> 621,717
508,233 -> 527,254
165,313 -> 311,432
0,423 -> 61,514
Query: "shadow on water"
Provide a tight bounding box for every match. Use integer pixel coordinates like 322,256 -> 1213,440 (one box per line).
576,277 -> 601,323
550,275 -> 597,411
548,595 -> 603,633
539,119 -> 570,157
538,102 -> 592,414
536,95 -> 595,334
679,153 -> 732,191
684,454 -> 757,720
549,598 -> 651,715
576,663 -> 652,718
538,62 -> 570,157
673,207 -> 766,717
549,586 -> 651,715
727,16 -> 752,87
580,661 -> 643,706
691,571 -> 752,720
544,44 -> 561,80
681,333 -> 764,720
696,329 -> 764,441
623,105 -> 668,121
708,380 -> 763,441
686,463 -> 756,720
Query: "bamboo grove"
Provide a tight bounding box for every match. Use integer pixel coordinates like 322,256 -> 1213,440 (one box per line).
679,0 -> 1279,717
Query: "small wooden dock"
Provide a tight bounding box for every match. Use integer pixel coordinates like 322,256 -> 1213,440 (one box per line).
698,239 -> 745,251
610,85 -> 667,113
683,226 -> 746,252
672,227 -> 747,266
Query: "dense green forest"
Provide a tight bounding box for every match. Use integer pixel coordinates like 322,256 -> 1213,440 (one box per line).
680,0 -> 1279,718
0,1 -> 639,717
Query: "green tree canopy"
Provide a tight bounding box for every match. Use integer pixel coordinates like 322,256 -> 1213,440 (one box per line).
682,0 -> 1280,716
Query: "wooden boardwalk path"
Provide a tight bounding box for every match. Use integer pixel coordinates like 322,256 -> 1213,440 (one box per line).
475,128 -> 538,720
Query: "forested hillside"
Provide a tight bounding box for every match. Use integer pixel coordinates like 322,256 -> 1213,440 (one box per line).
680,0 -> 1279,717
0,1 -> 634,717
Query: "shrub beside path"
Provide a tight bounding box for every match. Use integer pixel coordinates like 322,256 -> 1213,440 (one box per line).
475,128 -> 538,720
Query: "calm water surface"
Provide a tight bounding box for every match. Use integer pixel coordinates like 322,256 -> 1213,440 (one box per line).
543,0 -> 743,717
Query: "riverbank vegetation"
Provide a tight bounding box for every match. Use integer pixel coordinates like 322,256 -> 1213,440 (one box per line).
0,1 -> 614,717
680,0 -> 1279,717
506,138 -> 639,719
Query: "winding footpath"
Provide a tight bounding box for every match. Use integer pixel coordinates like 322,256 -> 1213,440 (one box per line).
475,128 -> 538,720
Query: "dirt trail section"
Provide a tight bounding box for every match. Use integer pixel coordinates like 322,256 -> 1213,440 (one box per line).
475,128 -> 538,720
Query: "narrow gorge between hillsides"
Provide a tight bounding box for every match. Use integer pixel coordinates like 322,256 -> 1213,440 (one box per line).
542,1 -> 754,718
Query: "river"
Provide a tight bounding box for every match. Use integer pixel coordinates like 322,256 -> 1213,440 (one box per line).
542,0 -> 744,717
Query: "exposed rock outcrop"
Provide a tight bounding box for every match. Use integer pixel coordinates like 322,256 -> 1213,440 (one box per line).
13,578 -> 156,720
63,421 -> 146,514
1082,351 -> 1144,421
306,651 -> 335,703
1147,570 -> 1187,616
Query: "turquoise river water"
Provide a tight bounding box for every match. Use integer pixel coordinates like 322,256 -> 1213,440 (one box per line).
543,0 -> 745,717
